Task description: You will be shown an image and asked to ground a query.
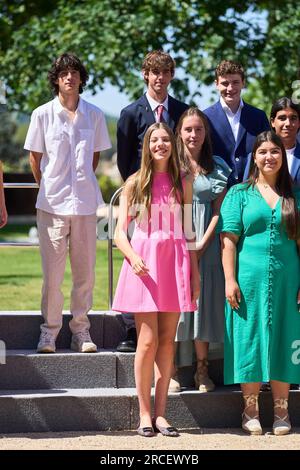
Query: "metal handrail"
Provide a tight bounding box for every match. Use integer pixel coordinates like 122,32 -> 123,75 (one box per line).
108,187 -> 123,309
0,241 -> 39,247
1,182 -> 39,247
1,182 -> 122,306
4,183 -> 39,189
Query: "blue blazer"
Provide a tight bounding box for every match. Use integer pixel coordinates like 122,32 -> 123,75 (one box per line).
117,94 -> 188,180
204,101 -> 270,185
243,141 -> 300,186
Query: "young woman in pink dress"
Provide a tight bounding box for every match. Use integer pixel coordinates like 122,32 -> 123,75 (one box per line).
112,122 -> 199,437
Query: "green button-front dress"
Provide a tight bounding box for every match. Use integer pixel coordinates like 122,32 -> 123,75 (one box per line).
218,183 -> 300,384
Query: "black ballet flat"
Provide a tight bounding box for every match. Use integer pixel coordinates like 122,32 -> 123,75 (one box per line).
137,426 -> 155,437
152,421 -> 179,437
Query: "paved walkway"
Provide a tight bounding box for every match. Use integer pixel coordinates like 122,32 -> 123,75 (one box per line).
0,428 -> 299,450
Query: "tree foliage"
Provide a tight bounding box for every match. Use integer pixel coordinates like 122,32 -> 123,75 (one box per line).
0,0 -> 299,112
0,110 -> 24,168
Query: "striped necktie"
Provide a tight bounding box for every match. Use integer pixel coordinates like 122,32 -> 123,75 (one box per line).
156,104 -> 165,122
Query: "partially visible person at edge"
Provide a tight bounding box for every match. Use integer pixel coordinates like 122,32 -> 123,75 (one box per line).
204,59 -> 270,187
169,108 -> 231,394
24,53 -> 111,354
112,123 -> 199,437
218,130 -> 300,436
244,97 -> 300,186
116,50 -> 188,353
0,161 -> 8,228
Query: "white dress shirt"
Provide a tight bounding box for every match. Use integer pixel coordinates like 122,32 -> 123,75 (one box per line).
146,92 -> 169,122
24,96 -> 111,215
286,146 -> 296,173
220,97 -> 244,142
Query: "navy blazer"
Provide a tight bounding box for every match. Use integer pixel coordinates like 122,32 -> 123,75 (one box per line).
117,94 -> 188,180
243,141 -> 300,186
204,101 -> 270,185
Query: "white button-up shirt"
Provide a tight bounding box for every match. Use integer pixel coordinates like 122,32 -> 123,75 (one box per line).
220,97 -> 244,142
24,97 -> 111,215
146,92 -> 169,122
286,146 -> 296,173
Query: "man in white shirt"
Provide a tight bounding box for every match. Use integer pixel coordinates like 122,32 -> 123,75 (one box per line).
24,53 -> 111,353
204,60 -> 270,186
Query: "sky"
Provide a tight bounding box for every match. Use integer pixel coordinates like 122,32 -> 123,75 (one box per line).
81,9 -> 268,118
82,81 -> 215,118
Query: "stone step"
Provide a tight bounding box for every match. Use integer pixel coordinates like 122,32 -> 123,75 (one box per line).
0,350 -> 224,389
0,311 -> 125,350
0,387 -> 299,434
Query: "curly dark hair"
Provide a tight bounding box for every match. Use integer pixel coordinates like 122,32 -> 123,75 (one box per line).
48,53 -> 88,95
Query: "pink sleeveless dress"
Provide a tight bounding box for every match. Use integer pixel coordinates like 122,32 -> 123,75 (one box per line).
112,172 -> 196,313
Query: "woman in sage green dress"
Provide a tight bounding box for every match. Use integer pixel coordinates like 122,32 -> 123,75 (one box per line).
218,131 -> 300,436
171,108 -> 230,393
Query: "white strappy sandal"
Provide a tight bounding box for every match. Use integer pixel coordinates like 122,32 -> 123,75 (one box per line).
242,394 -> 263,435
273,398 -> 291,436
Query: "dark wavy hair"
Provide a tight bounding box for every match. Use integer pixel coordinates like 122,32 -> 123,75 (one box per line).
48,53 -> 88,95
270,96 -> 300,129
175,107 -> 214,175
248,131 -> 299,239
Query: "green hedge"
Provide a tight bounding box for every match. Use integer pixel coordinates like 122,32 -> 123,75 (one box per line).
98,175 -> 121,204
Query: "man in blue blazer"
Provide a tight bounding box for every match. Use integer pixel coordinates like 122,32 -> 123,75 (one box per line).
116,51 -> 188,352
204,60 -> 270,186
117,50 -> 188,181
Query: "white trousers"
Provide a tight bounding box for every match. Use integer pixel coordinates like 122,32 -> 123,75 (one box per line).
37,209 -> 97,338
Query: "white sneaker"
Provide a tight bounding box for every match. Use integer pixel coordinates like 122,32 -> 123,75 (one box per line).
71,330 -> 97,353
37,331 -> 56,353
168,376 -> 181,393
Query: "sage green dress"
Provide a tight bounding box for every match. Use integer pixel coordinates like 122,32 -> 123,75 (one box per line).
175,156 -> 231,367
218,183 -> 300,384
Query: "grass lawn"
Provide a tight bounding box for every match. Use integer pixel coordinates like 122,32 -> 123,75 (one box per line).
0,235 -> 123,310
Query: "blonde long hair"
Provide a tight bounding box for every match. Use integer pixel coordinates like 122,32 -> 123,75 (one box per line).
128,123 -> 184,216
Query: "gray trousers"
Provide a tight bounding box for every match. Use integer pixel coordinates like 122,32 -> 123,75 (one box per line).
37,209 -> 97,338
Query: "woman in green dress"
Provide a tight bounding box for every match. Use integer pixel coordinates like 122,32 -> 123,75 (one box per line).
218,131 -> 300,436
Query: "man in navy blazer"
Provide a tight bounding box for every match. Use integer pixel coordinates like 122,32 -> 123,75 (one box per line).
117,50 -> 188,181
116,50 -> 188,353
204,60 -> 270,186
